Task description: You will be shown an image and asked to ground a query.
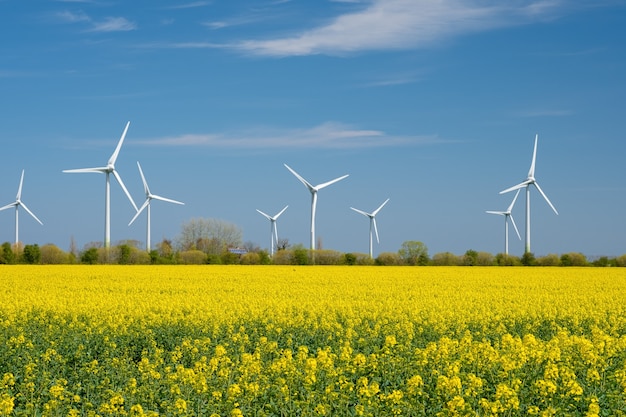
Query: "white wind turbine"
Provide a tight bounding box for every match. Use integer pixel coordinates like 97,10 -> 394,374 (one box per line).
256,205 -> 288,257
500,134 -> 558,254
63,121 -> 138,249
284,164 -> 348,251
0,170 -> 43,246
350,198 -> 390,258
486,189 -> 521,255
129,162 -> 185,252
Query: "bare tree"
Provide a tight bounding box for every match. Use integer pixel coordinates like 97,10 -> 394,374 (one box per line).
177,218 -> 243,255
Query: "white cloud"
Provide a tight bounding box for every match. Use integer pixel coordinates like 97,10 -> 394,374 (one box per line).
55,10 -> 137,32
55,10 -> 90,23
89,17 -> 137,32
136,122 -> 436,149
163,2 -> 211,10
232,0 -> 569,56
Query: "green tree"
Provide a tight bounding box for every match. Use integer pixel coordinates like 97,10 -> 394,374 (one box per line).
473,251 -> 494,266
240,252 -> 261,265
81,247 -> 99,264
293,245 -> 310,265
178,250 -> 207,264
40,244 -> 69,264
536,253 -> 560,266
432,252 -> 460,266
521,252 -> 537,266
118,244 -> 132,265
615,254 -> 626,267
22,244 -> 41,264
375,252 -> 403,266
343,253 -> 357,265
0,242 -> 15,264
495,253 -> 521,266
257,250 -> 271,265
462,249 -> 479,266
561,252 -> 588,266
398,241 -> 429,266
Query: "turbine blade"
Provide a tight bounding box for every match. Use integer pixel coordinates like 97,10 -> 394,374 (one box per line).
486,211 -> 505,216
372,198 -> 390,216
316,174 -> 349,190
62,167 -> 108,174
108,121 -> 131,166
373,218 -> 380,244
0,202 -> 18,211
256,209 -> 272,220
20,202 -> 43,225
112,170 -> 139,211
17,170 -> 25,199
151,194 -> 184,205
507,189 -> 521,212
275,205 -> 289,219
528,134 -> 538,178
500,180 -> 530,194
533,182 -> 558,215
129,200 -> 149,225
284,164 -> 315,191
350,207 -> 371,217
137,161 -> 150,195
509,214 -> 521,240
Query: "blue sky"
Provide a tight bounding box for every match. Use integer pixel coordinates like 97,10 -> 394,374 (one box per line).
1,0 -> 625,258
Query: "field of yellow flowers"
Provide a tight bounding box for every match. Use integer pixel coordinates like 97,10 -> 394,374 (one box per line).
1,265 -> 626,416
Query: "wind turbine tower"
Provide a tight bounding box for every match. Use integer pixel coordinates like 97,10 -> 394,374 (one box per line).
63,121 -> 138,249
486,189 -> 521,255
129,162 -> 185,252
256,205 -> 288,256
500,134 -> 558,253
284,164 -> 348,252
350,198 -> 389,258
0,170 -> 43,246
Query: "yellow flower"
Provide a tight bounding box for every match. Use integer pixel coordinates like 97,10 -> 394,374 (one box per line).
0,394 -> 14,416
174,398 -> 187,414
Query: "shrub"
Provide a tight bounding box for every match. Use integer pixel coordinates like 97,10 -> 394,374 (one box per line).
178,250 -> 207,264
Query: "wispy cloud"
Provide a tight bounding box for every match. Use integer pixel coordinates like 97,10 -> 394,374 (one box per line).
163,2 -> 211,10
56,10 -> 90,23
230,0 -> 577,57
136,41 -> 224,50
89,17 -> 136,32
54,10 -> 137,32
135,122 -> 437,149
361,72 -> 423,87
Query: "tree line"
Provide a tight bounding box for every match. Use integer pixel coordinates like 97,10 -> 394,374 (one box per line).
1,217 -> 625,266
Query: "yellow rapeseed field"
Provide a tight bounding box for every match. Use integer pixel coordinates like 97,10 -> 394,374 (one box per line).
1,265 -> 626,416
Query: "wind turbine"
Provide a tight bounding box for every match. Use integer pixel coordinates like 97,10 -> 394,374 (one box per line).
63,121 -> 138,249
500,134 -> 558,253
129,162 -> 185,252
0,170 -> 43,246
486,189 -> 521,255
284,164 -> 348,251
350,198 -> 390,258
256,205 -> 288,257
